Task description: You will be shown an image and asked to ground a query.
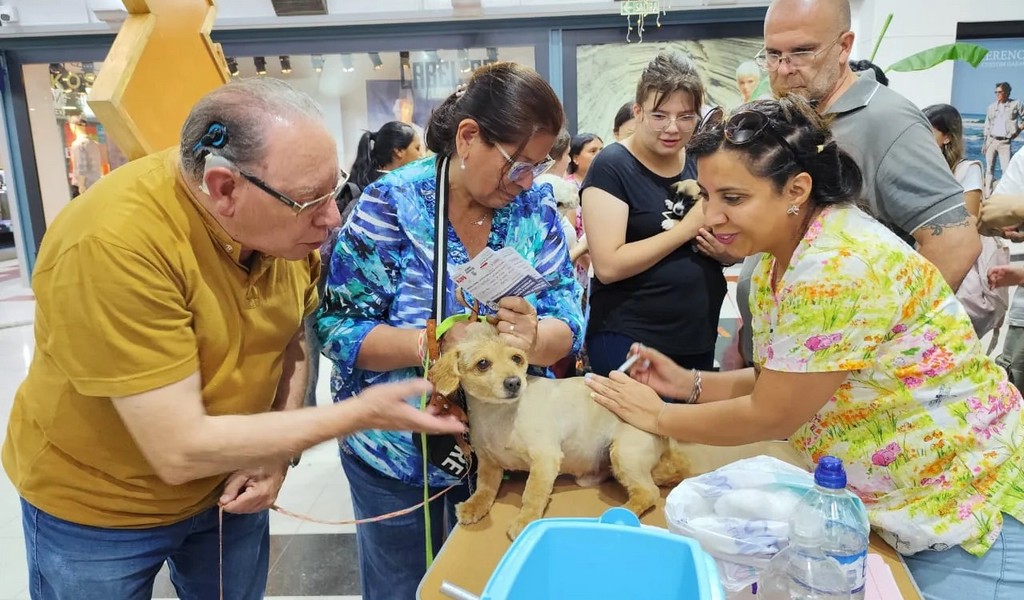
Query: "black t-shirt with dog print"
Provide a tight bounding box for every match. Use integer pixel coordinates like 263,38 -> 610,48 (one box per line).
581,142 -> 726,357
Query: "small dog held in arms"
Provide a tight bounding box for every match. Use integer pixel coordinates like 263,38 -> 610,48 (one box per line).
430,323 -> 691,539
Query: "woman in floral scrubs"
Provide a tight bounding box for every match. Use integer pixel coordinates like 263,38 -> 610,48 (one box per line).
585,97 -> 1024,599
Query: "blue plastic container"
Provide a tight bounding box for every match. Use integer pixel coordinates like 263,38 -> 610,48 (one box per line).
480,508 -> 725,600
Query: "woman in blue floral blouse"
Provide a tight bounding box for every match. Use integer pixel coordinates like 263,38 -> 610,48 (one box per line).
316,63 -> 584,599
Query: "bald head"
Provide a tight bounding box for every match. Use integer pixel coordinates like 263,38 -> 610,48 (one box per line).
767,0 -> 850,35
763,0 -> 854,106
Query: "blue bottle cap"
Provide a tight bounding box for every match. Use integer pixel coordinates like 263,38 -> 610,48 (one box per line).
814,456 -> 847,489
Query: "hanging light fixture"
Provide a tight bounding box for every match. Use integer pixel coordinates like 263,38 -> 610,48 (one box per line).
340,54 -> 355,73
311,54 -> 325,73
226,57 -> 239,77
486,47 -> 498,63
458,49 -> 471,73
279,55 -> 292,74
254,56 -> 267,76
369,52 -> 383,70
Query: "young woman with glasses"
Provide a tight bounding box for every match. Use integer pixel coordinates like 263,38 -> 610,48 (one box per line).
315,62 -> 584,599
581,50 -> 728,377
585,96 -> 1024,600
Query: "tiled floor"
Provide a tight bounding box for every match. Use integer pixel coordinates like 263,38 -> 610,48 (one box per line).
0,256 -> 1006,599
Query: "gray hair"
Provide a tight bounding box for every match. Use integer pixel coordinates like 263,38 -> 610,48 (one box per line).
179,77 -> 323,182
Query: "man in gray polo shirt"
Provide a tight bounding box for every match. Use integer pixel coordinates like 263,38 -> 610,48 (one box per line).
731,0 -> 980,368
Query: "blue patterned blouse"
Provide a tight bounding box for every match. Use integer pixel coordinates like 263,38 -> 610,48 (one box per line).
316,155 -> 585,487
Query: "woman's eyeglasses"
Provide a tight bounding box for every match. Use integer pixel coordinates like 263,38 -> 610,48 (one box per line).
644,111 -> 699,132
695,107 -> 806,170
494,144 -> 555,183
204,154 -> 349,214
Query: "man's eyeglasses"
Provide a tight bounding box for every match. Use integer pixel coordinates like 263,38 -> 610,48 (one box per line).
494,144 -> 555,183
204,154 -> 349,214
644,110 -> 699,132
996,89 -> 1008,95
754,34 -> 844,71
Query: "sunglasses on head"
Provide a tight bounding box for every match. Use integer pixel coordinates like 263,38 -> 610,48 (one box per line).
696,106 -> 806,170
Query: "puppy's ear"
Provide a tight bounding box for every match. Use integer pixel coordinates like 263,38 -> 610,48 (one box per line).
430,349 -> 462,396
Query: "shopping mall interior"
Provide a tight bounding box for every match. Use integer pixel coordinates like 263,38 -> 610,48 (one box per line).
1,0 -> 1023,599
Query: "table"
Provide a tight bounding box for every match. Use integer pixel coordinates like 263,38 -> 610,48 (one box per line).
418,441 -> 922,600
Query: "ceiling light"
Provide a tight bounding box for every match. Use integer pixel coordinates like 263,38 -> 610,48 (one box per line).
254,56 -> 267,76
340,54 -> 355,73
226,57 -> 239,77
400,51 -> 411,71
311,54 -> 324,73
279,55 -> 292,74
458,49 -> 471,73
369,52 -> 383,71
486,47 -> 498,62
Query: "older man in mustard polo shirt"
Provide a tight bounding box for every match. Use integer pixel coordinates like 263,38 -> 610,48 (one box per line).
2,78 -> 463,600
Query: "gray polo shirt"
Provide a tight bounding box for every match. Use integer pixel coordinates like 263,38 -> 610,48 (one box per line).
736,76 -> 966,365
826,75 -> 966,236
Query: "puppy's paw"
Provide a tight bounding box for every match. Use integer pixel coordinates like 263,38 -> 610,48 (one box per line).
507,514 -> 538,540
455,496 -> 493,525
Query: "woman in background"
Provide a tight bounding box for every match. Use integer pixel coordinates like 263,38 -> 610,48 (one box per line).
349,120 -> 423,191
581,51 -> 727,376
613,102 -> 637,141
924,103 -> 984,215
566,132 -> 603,190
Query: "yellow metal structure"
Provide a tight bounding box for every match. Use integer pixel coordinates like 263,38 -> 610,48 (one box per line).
89,0 -> 229,160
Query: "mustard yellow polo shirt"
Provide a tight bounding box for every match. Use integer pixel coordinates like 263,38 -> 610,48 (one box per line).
2,148 -> 319,528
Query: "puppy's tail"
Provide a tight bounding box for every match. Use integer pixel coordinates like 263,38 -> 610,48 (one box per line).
651,441 -> 691,486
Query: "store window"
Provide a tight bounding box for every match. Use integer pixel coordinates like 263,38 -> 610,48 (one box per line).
227,47 -> 536,169
21,61 -> 127,225
575,38 -> 764,141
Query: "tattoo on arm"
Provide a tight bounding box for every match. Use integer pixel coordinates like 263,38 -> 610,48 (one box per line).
925,206 -> 971,237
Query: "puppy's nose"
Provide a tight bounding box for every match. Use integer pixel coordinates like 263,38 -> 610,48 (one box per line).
503,376 -> 522,395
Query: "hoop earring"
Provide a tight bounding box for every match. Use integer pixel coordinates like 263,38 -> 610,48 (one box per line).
787,204 -> 800,216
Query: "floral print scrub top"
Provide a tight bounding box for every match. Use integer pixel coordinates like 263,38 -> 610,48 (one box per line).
750,204 -> 1024,556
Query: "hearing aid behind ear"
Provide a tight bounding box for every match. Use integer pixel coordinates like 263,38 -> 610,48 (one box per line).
199,153 -> 235,195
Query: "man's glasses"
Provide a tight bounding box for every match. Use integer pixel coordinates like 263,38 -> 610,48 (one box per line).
996,89 -> 1008,95
204,154 -> 349,214
644,110 -> 699,132
754,34 -> 844,71
494,144 -> 555,183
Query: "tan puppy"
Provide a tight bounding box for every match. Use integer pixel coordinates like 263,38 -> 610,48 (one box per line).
431,324 -> 691,539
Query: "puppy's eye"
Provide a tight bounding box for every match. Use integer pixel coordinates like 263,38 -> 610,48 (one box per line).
511,354 -> 525,365
476,359 -> 491,371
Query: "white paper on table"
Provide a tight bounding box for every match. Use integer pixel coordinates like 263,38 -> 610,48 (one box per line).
451,246 -> 550,308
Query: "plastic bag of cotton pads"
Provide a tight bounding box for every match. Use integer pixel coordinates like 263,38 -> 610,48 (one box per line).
664,455 -> 814,592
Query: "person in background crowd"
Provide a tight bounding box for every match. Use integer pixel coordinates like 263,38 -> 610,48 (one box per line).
735,60 -> 762,103
924,103 -> 984,215
613,102 -> 638,141
566,132 -> 604,190
2,78 -> 462,600
582,50 -> 727,377
984,82 -> 1023,196
349,120 -> 423,192
587,97 -> 1024,600
980,149 -> 1024,387
317,62 -> 584,599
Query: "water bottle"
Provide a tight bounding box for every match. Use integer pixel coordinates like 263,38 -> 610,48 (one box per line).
757,456 -> 869,600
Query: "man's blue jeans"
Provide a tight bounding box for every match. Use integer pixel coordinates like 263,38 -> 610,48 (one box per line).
20,498 -> 269,600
